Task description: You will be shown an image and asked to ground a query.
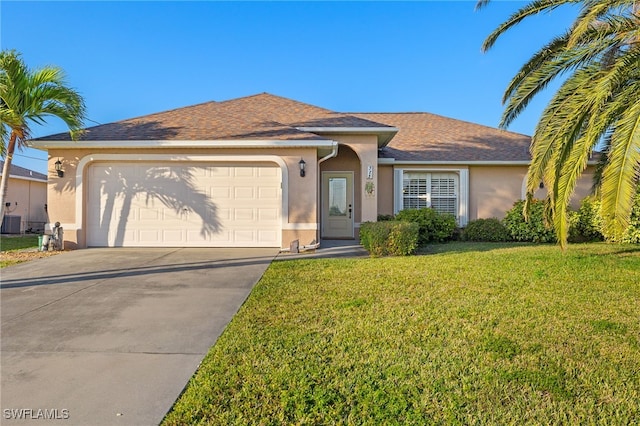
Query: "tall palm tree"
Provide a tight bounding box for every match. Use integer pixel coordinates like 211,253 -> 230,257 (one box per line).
478,0 -> 640,248
0,50 -> 85,221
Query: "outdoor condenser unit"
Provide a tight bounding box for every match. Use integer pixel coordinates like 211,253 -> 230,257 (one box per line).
1,215 -> 21,234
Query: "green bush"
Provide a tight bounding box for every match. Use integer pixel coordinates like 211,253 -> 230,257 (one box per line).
503,199 -> 556,243
395,208 -> 456,245
621,191 -> 640,244
569,196 -> 604,242
572,191 -> 639,244
377,214 -> 395,222
359,221 -> 419,257
462,218 -> 511,242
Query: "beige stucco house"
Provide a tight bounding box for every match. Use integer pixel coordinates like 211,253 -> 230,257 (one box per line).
0,161 -> 48,234
30,93 -> 595,249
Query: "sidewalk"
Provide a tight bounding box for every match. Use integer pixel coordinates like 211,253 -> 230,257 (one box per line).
275,239 -> 368,260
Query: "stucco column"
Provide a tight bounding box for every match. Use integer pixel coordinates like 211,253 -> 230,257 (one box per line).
338,137 -> 378,224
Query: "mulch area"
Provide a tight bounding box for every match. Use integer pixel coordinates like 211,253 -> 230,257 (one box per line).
1,248 -> 62,266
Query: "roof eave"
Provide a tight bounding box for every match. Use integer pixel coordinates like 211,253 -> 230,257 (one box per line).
379,159 -> 600,166
29,139 -> 338,150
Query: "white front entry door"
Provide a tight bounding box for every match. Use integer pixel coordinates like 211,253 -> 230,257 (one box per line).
322,172 -> 354,239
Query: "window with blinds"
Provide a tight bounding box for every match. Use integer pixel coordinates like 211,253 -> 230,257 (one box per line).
402,172 -> 458,216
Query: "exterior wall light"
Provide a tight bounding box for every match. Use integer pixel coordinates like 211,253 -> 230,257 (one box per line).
55,159 -> 64,177
299,159 -> 306,177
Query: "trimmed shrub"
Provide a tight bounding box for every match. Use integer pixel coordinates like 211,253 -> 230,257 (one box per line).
359,221 -> 419,257
573,191 -> 639,244
569,196 -> 604,242
621,191 -> 640,244
395,208 -> 456,245
462,218 -> 510,242
377,214 -> 395,222
503,199 -> 556,243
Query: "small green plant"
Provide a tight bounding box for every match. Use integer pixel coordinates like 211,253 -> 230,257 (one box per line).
359,221 -> 419,256
503,199 -> 556,243
462,218 -> 511,242
395,208 -> 456,245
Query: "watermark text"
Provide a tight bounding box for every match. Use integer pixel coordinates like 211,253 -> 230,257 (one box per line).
3,408 -> 69,420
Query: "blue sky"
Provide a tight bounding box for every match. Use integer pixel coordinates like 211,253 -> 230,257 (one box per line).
1,1 -> 579,174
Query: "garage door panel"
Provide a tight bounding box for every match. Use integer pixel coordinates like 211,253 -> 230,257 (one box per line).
258,208 -> 279,221
87,163 -> 281,247
234,187 -> 254,199
258,167 -> 279,178
258,230 -> 279,242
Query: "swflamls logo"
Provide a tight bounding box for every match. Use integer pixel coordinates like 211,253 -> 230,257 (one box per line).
3,408 -> 70,420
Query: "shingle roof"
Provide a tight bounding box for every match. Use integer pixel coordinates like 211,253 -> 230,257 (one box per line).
34,93 -> 532,162
354,112 -> 532,162
36,93 -> 390,143
0,161 -> 47,181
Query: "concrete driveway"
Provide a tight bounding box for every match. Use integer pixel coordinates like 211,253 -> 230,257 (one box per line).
1,247 -> 277,425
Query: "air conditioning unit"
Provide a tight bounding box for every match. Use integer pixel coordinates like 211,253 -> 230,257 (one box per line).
1,215 -> 21,234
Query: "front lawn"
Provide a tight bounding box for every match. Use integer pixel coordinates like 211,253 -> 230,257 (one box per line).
0,234 -> 38,251
0,235 -> 39,268
164,243 -> 640,425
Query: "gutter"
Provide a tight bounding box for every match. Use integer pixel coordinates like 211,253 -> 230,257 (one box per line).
28,139 -> 338,150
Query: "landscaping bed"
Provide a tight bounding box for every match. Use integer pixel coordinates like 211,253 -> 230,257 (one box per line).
1,235 -> 61,268
164,243 -> 640,425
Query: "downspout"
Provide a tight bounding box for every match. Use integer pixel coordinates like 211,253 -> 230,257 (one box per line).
314,141 -> 339,248
278,141 -> 339,253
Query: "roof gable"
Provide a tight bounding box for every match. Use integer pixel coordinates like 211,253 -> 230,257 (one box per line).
36,93 -> 390,143
33,93 -> 532,162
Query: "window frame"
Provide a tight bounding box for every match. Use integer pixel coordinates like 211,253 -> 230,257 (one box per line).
394,167 -> 469,226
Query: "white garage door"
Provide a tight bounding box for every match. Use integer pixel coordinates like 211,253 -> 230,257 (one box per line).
87,162 -> 282,247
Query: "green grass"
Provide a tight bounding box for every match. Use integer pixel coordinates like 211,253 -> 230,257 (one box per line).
163,243 -> 640,425
0,235 -> 38,251
0,235 -> 39,267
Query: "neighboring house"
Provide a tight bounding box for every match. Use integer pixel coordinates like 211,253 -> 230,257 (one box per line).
0,161 -> 48,234
30,93 -> 595,249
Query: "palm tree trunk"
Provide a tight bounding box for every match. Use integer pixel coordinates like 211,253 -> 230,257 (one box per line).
0,132 -> 18,222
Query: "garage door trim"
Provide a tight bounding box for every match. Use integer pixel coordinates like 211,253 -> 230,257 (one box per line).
75,154 -> 289,246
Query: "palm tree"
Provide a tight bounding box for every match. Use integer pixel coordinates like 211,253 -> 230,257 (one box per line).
478,0 -> 640,248
0,50 -> 85,221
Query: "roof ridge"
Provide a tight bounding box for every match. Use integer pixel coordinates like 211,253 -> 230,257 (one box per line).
354,111 -> 531,138
217,92 -> 337,114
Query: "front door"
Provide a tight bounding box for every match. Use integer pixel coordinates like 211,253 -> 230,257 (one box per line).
322,172 -> 354,238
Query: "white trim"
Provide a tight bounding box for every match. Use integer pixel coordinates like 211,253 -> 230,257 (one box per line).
380,159 -> 599,166
0,174 -> 47,183
394,167 -> 469,226
74,154 -> 290,246
29,139 -> 336,150
383,159 -> 532,165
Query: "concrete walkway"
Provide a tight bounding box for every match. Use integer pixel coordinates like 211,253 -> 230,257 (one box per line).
275,239 -> 368,260
1,247 -> 277,425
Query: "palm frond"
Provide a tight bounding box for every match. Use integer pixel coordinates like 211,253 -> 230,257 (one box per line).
482,0 -> 577,52
599,84 -> 640,240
